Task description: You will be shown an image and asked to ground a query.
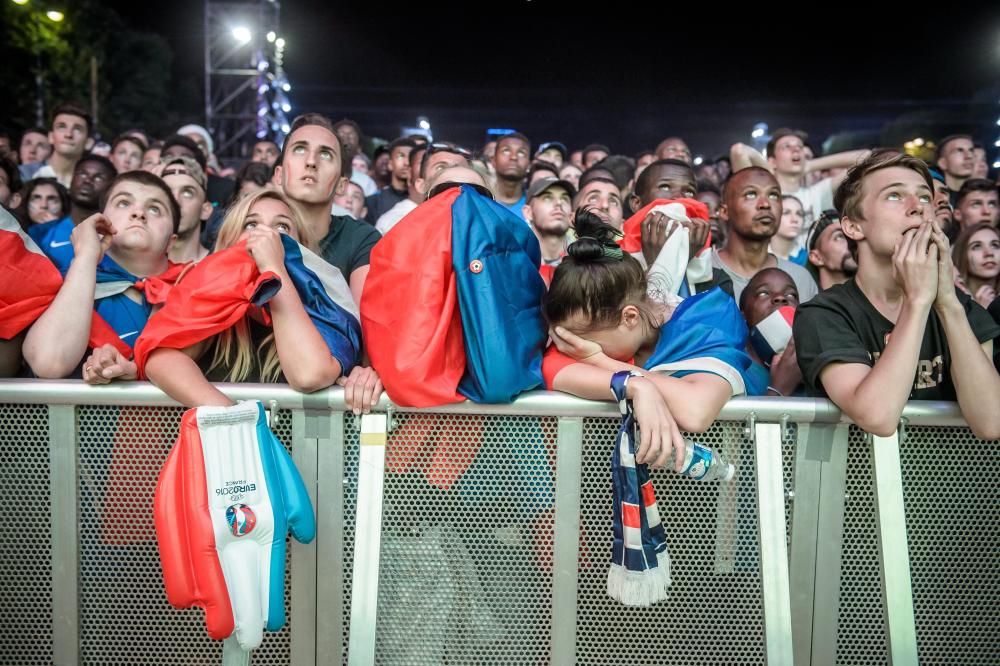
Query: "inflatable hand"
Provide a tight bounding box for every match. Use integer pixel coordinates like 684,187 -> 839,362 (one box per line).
155,401 -> 315,650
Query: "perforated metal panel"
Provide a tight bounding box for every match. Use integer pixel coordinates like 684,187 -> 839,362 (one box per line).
76,404 -> 297,665
341,414 -> 360,665
836,426 -> 888,665
576,418 -> 766,665
373,413 -> 557,664
900,426 -> 1000,665
0,404 -> 52,665
783,423 -> 797,553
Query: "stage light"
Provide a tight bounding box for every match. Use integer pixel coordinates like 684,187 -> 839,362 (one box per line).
266,31 -> 276,43
46,9 -> 64,21
232,26 -> 252,44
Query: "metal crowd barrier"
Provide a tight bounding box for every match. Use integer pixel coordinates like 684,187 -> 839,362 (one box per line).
0,379 -> 995,666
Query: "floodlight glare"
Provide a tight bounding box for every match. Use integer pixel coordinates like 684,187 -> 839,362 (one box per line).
232,26 -> 252,44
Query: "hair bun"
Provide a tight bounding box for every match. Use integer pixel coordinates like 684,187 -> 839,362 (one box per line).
568,208 -> 624,263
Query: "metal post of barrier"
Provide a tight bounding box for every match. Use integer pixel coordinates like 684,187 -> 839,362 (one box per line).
808,423 -> 849,665
314,410 -> 345,663
347,414 -> 388,666
290,409 -> 319,665
49,404 -> 79,666
788,423 -> 850,666
871,428 -> 918,666
550,416 -> 584,666
789,423 -> 822,666
753,420 -> 794,666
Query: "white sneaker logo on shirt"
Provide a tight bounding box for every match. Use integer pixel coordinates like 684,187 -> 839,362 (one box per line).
119,331 -> 139,340
50,240 -> 72,248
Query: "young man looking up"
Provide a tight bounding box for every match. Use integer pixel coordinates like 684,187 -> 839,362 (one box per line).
935,134 -> 975,205
28,155 -> 118,271
731,129 -> 869,232
522,177 -> 575,266
491,132 -> 531,219
18,127 -> 51,175
713,167 -> 819,302
952,178 -> 999,230
160,156 -> 213,263
794,150 -> 1000,440
375,144 -> 427,236
573,176 -> 624,230
23,171 -> 181,379
251,139 -> 280,168
365,137 -> 415,225
275,113 -> 380,305
22,103 -> 90,188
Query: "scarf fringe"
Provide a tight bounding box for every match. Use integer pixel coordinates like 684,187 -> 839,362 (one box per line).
606,549 -> 671,607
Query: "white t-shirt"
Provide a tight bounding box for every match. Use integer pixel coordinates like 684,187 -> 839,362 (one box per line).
34,164 -> 72,189
375,199 -> 418,236
787,177 -> 834,241
352,170 -> 378,197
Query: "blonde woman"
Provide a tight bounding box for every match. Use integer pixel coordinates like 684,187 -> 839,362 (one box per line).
139,188 -> 380,410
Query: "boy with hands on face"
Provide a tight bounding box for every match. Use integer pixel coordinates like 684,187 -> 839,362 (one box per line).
793,150 -> 1000,440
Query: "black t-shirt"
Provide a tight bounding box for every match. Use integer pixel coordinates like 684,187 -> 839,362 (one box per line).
364,187 -> 407,226
794,279 -> 1000,400
199,318 -> 287,384
207,174 -> 236,208
318,214 -> 381,280
695,268 -> 735,296
987,296 -> 1000,373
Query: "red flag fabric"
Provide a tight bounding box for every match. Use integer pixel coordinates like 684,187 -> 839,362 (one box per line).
133,243 -> 279,379
360,188 -> 467,407
619,198 -> 711,254
0,213 -> 63,340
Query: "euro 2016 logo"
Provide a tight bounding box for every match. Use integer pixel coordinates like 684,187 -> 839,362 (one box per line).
226,504 -> 257,537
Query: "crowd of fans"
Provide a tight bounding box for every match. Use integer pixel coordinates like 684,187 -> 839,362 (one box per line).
2,100 -> 999,469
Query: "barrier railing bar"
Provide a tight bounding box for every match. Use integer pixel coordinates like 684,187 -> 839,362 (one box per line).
754,421 -> 794,666
550,416 -> 584,666
49,404 -> 79,666
0,380 -> 973,426
871,429 -> 919,666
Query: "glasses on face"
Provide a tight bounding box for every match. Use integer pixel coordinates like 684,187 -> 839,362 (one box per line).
426,181 -> 494,201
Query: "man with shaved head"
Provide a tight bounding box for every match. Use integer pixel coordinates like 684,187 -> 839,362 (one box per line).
712,167 -> 818,302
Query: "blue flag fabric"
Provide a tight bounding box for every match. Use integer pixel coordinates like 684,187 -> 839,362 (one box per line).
644,287 -> 757,395
279,235 -> 362,375
451,186 -> 547,403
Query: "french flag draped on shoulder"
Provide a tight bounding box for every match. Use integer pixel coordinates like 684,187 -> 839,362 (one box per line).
0,208 -> 63,340
134,234 -> 361,378
92,255 -> 189,356
361,184 -> 548,407
0,208 -> 146,354
644,287 -> 756,396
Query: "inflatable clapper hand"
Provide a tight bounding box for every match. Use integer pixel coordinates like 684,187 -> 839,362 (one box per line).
155,401 -> 315,650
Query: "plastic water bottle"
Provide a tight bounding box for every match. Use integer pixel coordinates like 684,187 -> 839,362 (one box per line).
667,438 -> 735,481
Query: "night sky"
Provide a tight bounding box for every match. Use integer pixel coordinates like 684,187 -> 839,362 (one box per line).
109,1 -> 1000,157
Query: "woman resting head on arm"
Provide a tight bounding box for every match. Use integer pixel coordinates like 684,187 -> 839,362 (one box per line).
543,209 -> 755,469
142,188 -> 376,408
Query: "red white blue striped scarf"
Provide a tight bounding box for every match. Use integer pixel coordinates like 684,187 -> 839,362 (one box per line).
607,370 -> 671,606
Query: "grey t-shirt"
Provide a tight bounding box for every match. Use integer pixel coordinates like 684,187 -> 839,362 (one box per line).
710,248 -> 819,303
